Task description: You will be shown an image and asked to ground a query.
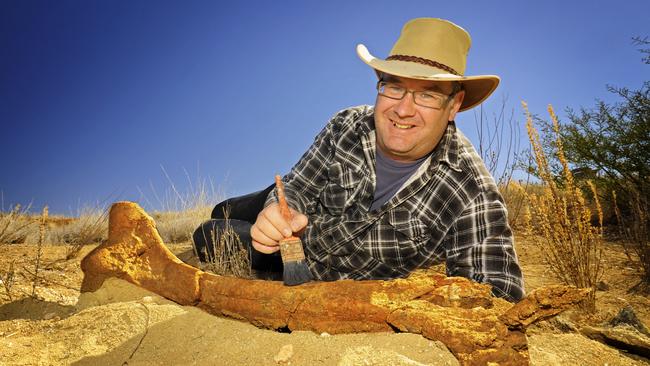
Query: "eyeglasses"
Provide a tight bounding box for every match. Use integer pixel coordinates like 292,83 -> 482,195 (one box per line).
376,81 -> 455,110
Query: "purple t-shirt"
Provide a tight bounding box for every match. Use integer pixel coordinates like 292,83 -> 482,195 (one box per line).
370,148 -> 430,212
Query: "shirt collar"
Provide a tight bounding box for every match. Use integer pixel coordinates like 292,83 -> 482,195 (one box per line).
433,121 -> 461,172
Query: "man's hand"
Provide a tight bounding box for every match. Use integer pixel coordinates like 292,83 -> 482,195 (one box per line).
251,203 -> 308,254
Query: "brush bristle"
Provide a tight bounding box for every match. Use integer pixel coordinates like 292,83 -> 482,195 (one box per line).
283,260 -> 313,286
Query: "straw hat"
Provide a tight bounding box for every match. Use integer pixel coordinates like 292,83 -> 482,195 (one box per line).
357,18 -> 499,112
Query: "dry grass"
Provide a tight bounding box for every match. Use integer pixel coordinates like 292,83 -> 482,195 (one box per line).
523,102 -> 604,312
0,204 -> 36,244
45,206 -> 108,260
143,167 -> 223,244
153,207 -> 211,244
197,211 -> 251,279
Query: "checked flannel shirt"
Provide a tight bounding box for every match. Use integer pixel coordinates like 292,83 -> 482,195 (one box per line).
266,105 -> 525,302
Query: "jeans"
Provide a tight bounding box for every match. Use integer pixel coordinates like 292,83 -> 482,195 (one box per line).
192,183 -> 283,278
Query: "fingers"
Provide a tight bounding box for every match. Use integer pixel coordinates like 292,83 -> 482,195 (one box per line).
259,203 -> 292,239
250,203 -> 309,254
252,239 -> 280,254
250,224 -> 280,254
289,209 -> 308,233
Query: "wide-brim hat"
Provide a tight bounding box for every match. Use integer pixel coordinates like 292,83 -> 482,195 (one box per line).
357,18 -> 499,112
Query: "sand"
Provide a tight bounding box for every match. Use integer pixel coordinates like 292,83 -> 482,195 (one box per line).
1,239 -> 649,365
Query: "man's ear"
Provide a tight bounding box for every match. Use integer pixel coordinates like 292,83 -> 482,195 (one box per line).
447,90 -> 465,122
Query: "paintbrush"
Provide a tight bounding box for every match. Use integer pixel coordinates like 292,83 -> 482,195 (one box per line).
275,175 -> 313,286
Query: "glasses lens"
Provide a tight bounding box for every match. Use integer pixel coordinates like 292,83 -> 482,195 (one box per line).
378,82 -> 405,99
414,91 -> 444,109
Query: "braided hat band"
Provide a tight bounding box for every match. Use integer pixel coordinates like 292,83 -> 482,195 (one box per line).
386,55 -> 460,76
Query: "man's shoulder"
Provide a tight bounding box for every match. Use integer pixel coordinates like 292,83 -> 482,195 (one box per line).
327,105 -> 374,131
454,128 -> 499,192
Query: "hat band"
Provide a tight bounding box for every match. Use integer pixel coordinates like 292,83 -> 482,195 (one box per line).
386,54 -> 460,76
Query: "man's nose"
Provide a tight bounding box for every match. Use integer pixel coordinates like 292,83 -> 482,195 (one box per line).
394,92 -> 417,117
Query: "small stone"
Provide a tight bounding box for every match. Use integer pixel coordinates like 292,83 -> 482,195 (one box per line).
596,280 -> 609,291
320,332 -> 331,337
274,344 -> 294,364
43,312 -> 57,320
142,296 -> 154,303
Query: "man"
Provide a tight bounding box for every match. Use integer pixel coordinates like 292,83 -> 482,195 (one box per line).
194,18 -> 524,302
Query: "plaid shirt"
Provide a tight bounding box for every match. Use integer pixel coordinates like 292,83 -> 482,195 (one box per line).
267,105 -> 524,302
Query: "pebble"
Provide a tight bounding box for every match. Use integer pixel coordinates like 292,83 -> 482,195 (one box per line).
319,332 -> 330,337
596,280 -> 609,291
141,296 -> 154,303
274,344 -> 294,364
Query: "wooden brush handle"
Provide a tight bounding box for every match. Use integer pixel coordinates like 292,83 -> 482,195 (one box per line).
275,175 -> 292,222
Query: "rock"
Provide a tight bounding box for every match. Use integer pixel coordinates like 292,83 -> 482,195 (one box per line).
273,344 -> 294,364
141,296 -> 154,304
579,306 -> 650,359
81,201 -> 590,366
596,280 -> 609,291
581,324 -> 650,359
549,315 -> 578,333
609,305 -> 650,336
499,285 -> 591,329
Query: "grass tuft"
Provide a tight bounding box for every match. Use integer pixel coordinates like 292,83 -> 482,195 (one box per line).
198,207 -> 251,278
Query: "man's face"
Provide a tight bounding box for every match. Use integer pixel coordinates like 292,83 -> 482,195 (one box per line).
373,74 -> 465,162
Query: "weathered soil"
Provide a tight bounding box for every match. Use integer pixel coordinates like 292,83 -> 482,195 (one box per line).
0,234 -> 648,365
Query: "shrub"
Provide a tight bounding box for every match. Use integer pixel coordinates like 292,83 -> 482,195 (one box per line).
613,188 -> 650,292
523,102 -> 604,312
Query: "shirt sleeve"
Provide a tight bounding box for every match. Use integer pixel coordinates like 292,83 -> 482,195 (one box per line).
443,189 -> 525,302
264,109 -> 347,212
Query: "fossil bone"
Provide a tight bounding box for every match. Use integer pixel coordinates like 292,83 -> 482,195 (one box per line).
81,201 -> 589,366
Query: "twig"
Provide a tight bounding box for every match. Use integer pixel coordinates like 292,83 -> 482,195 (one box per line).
20,266 -> 81,291
123,302 -> 151,365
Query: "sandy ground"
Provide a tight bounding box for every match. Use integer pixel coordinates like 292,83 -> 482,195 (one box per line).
1,235 -> 649,365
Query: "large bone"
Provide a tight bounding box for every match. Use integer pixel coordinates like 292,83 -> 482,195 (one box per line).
81,201 -> 589,366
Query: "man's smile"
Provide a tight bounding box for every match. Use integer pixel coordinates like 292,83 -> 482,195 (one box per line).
389,117 -> 416,130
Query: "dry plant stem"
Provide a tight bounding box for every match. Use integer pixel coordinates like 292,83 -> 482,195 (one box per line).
81,201 -> 591,366
522,102 -> 604,312
125,302 -> 151,364
31,206 -> 48,297
1,261 -> 16,301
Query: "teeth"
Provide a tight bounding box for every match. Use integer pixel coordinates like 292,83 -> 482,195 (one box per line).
393,122 -> 413,129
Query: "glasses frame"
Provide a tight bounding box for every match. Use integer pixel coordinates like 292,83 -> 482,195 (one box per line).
376,80 -> 458,110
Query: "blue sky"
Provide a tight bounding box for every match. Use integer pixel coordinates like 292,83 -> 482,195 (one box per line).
1,0 -> 648,215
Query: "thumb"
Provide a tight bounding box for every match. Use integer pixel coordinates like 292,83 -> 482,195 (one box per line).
290,212 -> 308,232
